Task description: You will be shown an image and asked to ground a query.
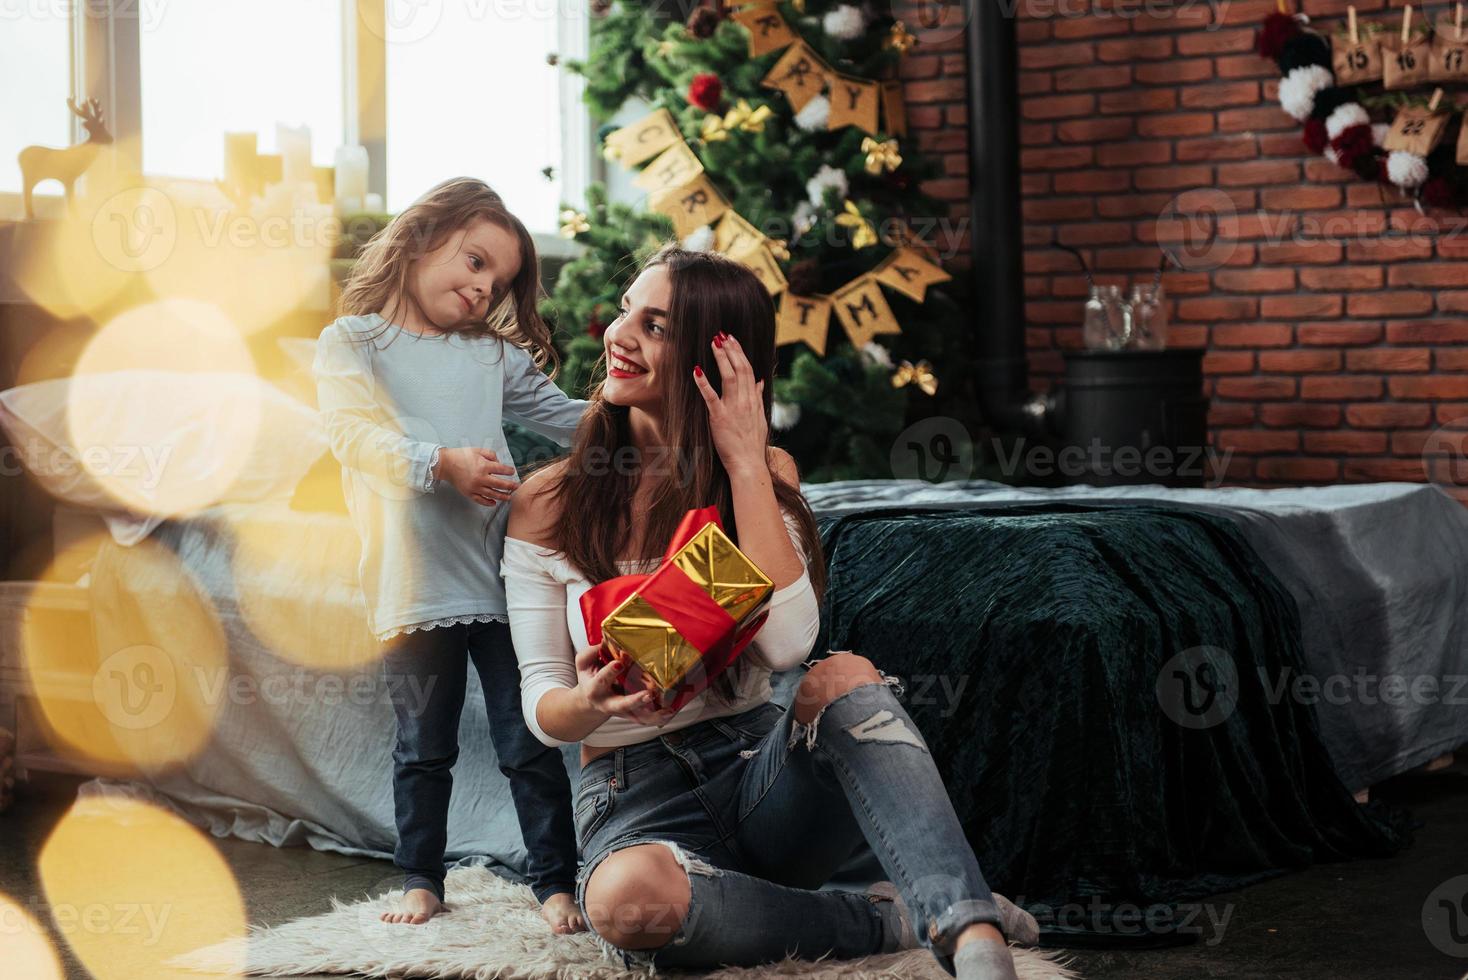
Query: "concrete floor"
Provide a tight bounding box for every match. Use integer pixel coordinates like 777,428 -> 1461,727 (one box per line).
3,758 -> 1465,980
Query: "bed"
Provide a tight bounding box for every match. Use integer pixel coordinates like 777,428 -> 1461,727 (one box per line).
0,363 -> 1462,929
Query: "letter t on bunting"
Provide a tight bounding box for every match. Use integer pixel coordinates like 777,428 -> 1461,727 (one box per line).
776,292 -> 833,356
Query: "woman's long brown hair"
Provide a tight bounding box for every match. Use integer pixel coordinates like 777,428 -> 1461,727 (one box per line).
543,245 -> 826,701
339,176 -> 559,375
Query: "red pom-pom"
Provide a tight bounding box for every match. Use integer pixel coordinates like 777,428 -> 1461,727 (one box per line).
1330,124 -> 1373,168
688,73 -> 723,112
1423,176 -> 1457,209
1256,12 -> 1300,60
1302,118 -> 1328,154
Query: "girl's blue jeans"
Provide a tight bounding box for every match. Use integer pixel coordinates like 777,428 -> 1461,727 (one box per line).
573,663 -> 1004,976
382,619 -> 578,904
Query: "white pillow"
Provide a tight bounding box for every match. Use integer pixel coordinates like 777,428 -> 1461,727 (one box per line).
0,370 -> 328,545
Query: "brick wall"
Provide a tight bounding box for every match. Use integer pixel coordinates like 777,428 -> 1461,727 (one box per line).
898,0 -> 1468,494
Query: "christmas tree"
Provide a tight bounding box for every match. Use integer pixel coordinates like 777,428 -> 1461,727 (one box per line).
542,0 -> 973,481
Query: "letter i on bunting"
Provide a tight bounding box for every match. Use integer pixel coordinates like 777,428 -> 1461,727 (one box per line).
650,174 -> 730,238
776,293 -> 833,356
873,246 -> 952,303
832,275 -> 901,347
714,211 -> 764,257
604,108 -> 683,167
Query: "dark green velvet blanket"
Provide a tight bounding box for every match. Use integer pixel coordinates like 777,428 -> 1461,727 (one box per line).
792,503 -> 1406,942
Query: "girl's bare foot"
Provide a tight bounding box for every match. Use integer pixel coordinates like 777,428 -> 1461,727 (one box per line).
540,891 -> 587,934
380,887 -> 446,924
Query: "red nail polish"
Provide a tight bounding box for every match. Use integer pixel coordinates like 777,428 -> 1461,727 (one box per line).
713,335 -> 724,348
694,365 -> 703,377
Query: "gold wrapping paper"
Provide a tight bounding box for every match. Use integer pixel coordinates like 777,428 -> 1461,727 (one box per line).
602,522 -> 773,698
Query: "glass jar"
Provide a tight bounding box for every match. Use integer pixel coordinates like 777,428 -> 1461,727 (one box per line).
1082,284 -> 1130,351
1127,283 -> 1167,351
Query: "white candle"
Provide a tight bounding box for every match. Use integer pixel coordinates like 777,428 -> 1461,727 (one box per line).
333,144 -> 368,211
278,123 -> 313,186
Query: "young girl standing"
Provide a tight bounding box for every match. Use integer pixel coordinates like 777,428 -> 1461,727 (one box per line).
313,177 -> 588,933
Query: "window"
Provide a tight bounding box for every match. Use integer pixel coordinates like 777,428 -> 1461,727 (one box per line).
0,8 -> 73,195
385,2 -> 578,235
139,0 -> 344,179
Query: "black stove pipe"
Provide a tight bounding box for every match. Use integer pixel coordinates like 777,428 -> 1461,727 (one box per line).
965,0 -> 1058,437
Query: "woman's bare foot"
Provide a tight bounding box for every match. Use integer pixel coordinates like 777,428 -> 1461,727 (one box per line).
541,891 -> 587,934
380,887 -> 446,924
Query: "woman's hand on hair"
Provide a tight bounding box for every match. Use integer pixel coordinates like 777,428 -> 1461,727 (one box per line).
574,642 -> 678,727
693,331 -> 768,478
436,446 -> 520,506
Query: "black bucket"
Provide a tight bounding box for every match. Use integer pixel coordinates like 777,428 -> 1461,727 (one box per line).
1055,349 -> 1210,488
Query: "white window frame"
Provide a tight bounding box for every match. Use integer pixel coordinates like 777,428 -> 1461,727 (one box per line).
3,0 -> 596,258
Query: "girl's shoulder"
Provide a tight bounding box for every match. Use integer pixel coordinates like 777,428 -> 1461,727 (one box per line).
320,313 -> 385,339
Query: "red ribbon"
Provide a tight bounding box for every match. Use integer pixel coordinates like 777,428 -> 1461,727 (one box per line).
580,506 -> 770,710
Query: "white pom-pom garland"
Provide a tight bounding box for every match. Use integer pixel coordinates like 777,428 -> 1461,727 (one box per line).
794,95 -> 831,132
1278,65 -> 1333,121
682,225 -> 716,252
1386,150 -> 1429,189
1325,102 -> 1369,141
771,401 -> 802,431
823,4 -> 867,40
1324,147 -> 1341,166
806,164 -> 849,207
859,341 -> 894,369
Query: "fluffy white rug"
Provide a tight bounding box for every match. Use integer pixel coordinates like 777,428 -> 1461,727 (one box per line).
171,867 -> 1081,979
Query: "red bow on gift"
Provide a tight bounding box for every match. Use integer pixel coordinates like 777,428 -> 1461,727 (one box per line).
579,506 -> 771,713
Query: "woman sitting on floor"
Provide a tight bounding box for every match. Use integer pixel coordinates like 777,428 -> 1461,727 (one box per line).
501,244 -> 1036,979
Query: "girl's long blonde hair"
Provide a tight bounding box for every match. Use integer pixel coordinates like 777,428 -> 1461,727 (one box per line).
339,176 -> 559,375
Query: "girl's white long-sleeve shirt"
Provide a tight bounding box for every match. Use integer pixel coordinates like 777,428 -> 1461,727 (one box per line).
313,313 -> 588,640
500,511 -> 821,748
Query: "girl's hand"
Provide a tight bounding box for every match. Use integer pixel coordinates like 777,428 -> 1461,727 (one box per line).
692,332 -> 767,479
574,643 -> 679,727
436,447 -> 519,506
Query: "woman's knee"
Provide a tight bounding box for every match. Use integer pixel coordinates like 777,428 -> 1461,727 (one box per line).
794,651 -> 884,724
582,844 -> 691,950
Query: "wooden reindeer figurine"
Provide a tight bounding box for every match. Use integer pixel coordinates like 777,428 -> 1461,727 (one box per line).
19,97 -> 114,219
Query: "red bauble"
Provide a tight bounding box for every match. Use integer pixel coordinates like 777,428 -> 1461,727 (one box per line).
1302,118 -> 1328,155
688,73 -> 723,112
1256,12 -> 1300,59
1329,124 -> 1373,168
587,305 -> 610,338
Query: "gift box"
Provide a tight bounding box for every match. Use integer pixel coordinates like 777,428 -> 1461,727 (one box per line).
580,506 -> 774,712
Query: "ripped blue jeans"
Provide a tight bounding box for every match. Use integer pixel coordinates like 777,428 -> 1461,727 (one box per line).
573,661 -> 1004,976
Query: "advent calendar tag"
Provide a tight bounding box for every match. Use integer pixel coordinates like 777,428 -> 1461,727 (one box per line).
1383,98 -> 1448,156
1333,9 -> 1383,84
1431,12 -> 1468,81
